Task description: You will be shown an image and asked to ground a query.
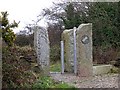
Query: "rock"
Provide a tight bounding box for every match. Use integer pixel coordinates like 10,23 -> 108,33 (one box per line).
34,26 -> 50,76
62,23 -> 93,77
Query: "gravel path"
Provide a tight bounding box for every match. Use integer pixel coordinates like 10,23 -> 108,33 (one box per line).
50,72 -> 119,88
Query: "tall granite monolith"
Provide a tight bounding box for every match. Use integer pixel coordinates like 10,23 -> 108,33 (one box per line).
62,29 -> 74,73
34,26 -> 50,75
76,23 -> 93,77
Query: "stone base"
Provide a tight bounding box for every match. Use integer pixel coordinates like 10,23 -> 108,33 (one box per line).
93,64 -> 113,75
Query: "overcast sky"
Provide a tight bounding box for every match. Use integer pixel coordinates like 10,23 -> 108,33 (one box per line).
1,0 -> 118,33
0,0 -> 58,33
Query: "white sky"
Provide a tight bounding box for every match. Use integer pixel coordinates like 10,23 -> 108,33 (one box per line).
1,0 -> 118,33
0,0 -> 57,33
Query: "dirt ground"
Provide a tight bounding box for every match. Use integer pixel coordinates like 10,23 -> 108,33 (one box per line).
50,72 -> 120,88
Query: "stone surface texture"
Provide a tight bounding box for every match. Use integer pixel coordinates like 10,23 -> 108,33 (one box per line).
76,23 -> 93,77
34,26 -> 50,75
62,23 -> 93,76
93,65 -> 113,75
62,29 -> 74,73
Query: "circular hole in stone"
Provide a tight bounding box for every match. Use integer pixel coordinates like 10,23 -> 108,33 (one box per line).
81,35 -> 90,44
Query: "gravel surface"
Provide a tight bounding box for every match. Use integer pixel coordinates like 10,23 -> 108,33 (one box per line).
50,72 -> 119,88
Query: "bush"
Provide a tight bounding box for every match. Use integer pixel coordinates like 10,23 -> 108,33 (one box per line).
14,34 -> 34,47
93,46 -> 118,64
114,58 -> 120,67
2,45 -> 38,88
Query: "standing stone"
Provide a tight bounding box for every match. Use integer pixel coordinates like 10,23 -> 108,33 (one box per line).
34,26 -> 50,75
62,23 -> 93,76
62,29 -> 74,73
76,23 -> 93,77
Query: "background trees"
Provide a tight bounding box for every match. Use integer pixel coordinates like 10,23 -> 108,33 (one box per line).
89,2 -> 119,48
15,33 -> 34,47
88,2 -> 119,64
39,2 -> 119,64
40,2 -> 119,48
1,2 -> 119,64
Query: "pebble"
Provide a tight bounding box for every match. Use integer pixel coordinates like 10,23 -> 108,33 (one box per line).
50,73 -> 119,88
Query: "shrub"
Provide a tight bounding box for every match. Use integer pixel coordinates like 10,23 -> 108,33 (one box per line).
114,58 -> 120,67
93,46 -> 118,64
14,34 -> 34,47
2,46 -> 37,88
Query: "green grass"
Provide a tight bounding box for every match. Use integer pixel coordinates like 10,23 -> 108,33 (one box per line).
32,76 -> 54,88
53,82 -> 75,88
50,63 -> 61,72
32,76 -> 76,89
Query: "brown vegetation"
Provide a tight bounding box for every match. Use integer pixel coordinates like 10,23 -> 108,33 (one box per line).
2,45 -> 38,88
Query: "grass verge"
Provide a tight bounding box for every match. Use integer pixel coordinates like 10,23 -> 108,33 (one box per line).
50,62 -> 61,72
32,76 -> 76,89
